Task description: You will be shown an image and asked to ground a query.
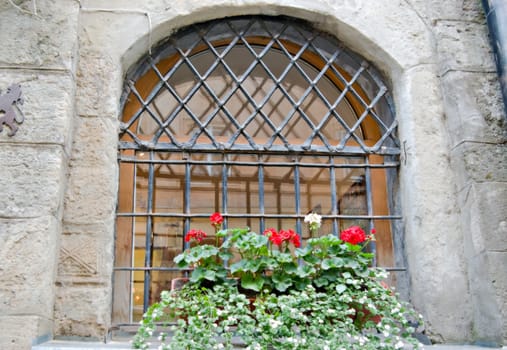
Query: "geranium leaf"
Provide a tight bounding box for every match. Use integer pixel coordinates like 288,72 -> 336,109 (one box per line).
189,267 -> 207,282
240,274 -> 264,292
336,284 -> 347,294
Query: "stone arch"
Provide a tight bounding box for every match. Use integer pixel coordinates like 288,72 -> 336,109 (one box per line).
119,1 -> 433,80
60,0 -> 472,342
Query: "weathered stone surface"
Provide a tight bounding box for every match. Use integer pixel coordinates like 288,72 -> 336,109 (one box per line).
0,145 -> 66,218
54,285 -> 111,341
81,0 -> 435,80
487,252 -> 507,341
0,315 -> 52,350
435,20 -> 496,73
0,0 -> 505,346
63,163 -> 118,224
0,0 -> 79,69
407,0 -> 485,23
460,183 -> 507,254
396,66 -> 472,342
451,142 -> 507,190
75,45 -> 122,118
441,71 -> 507,147
68,116 -> 118,164
466,252 -> 505,346
0,74 -> 75,147
0,216 -> 60,316
63,116 -> 118,224
57,220 -> 116,284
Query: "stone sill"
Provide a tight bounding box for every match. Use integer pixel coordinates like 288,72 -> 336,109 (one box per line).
32,341 -> 505,350
32,341 -> 131,350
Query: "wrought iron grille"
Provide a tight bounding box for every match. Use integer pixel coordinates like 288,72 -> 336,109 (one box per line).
115,16 -> 401,324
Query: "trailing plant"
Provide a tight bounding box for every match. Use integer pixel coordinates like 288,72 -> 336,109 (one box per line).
133,213 -> 424,349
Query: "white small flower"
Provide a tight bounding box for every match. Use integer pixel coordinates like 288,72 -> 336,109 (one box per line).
269,318 -> 283,329
395,340 -> 405,349
304,212 -> 322,226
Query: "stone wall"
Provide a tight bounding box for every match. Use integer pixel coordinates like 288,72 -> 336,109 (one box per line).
0,1 -> 79,349
0,0 -> 505,349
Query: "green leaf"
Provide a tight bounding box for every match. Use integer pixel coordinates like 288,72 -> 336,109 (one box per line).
240,274 -> 264,292
218,250 -> 233,261
189,266 -> 207,283
297,264 -> 316,278
173,253 -> 185,264
230,260 -> 246,274
345,259 -> 360,269
335,284 -> 347,294
321,257 -> 344,270
314,276 -> 329,288
203,269 -> 217,281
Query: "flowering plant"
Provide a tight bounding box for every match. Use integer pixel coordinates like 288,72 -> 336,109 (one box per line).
133,213 -> 424,350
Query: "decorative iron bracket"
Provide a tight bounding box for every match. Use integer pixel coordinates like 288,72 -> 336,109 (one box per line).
0,83 -> 24,136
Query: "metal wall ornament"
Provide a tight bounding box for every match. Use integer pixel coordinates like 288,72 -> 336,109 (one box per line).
0,83 -> 24,136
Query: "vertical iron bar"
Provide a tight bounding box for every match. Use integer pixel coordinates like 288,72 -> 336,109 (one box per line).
143,151 -> 155,313
294,158 -> 302,236
129,154 -> 138,323
330,156 -> 338,236
183,156 -> 191,249
222,154 -> 228,228
258,157 -> 265,233
364,156 -> 376,266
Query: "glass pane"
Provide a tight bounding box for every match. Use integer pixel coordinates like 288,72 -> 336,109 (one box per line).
153,153 -> 185,214
228,165 -> 259,214
112,270 -> 132,324
152,217 -> 184,267
189,154 -> 222,214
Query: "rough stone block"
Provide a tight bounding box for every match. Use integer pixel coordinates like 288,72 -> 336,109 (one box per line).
435,20 -> 496,73
396,66 -> 472,342
451,142 -> 507,190
460,183 -> 507,254
69,116 -> 118,165
57,220 -> 115,284
486,251 -> 507,342
408,0 -> 485,22
0,74 -> 75,147
0,315 -> 52,350
63,164 -> 118,224
441,71 -> 507,147
75,48 -> 122,118
0,0 -> 79,69
0,145 -> 66,218
0,216 -> 59,316
54,285 -> 111,341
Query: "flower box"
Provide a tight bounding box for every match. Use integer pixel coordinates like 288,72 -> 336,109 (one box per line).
133,213 -> 424,350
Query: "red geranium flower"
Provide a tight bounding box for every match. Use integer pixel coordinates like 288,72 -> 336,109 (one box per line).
263,228 -> 277,239
185,229 -> 207,243
290,232 -> 301,248
210,212 -> 224,227
279,229 -> 301,248
264,228 -> 301,248
340,226 -> 366,245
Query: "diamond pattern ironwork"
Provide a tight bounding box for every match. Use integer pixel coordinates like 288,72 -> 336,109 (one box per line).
120,16 -> 399,156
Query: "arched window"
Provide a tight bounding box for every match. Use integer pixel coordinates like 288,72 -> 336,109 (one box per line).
114,16 -> 401,324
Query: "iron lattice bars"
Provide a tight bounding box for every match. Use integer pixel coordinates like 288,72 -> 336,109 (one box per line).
120,16 -> 399,156
115,15 -> 403,323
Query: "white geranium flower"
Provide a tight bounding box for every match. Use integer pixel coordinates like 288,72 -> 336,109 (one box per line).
269,318 -> 283,329
304,212 -> 322,226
